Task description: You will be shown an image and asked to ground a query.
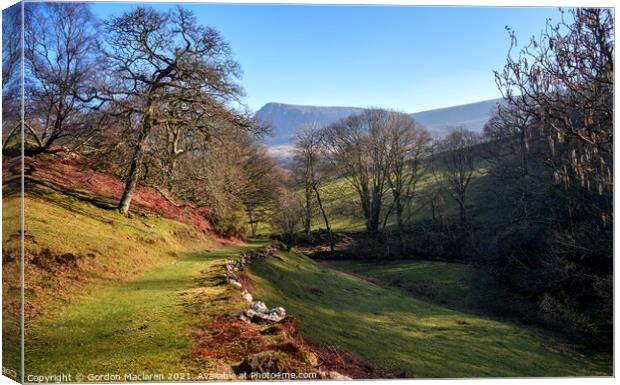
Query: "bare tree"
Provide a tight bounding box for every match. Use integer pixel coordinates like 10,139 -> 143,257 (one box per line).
495,8 -> 613,204
292,127 -> 315,237
292,123 -> 335,251
2,3 -> 22,150
142,96 -> 256,193
270,191 -> 304,251
383,113 -> 431,248
150,118 -> 279,238
236,138 -> 283,238
2,4 -> 21,89
434,127 -> 479,227
322,109 -> 390,235
104,6 -> 243,214
485,8 -> 613,337
23,2 -> 104,153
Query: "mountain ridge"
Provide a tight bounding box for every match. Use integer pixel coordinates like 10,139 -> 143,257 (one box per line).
259,97 -> 501,113
256,98 -> 503,158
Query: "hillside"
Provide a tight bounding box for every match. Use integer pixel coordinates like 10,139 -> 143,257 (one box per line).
292,154 -> 491,239
246,250 -> 611,377
411,98 -> 502,137
1,151 -> 397,379
255,99 -> 502,158
1,150 -> 611,379
2,152 -> 234,376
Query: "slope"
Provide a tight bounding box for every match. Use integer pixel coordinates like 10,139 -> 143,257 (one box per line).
246,250 -> 612,377
24,245 -> 253,377
2,151 -> 331,380
2,151 -> 233,376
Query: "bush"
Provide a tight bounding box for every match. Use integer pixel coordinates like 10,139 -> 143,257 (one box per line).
213,204 -> 248,238
269,192 -> 304,250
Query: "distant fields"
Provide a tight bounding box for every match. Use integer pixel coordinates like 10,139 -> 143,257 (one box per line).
283,157 -> 492,235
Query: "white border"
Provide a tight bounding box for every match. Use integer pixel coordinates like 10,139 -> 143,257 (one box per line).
0,1 -> 616,385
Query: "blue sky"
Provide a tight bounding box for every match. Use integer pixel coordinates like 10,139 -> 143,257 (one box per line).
90,3 -> 560,113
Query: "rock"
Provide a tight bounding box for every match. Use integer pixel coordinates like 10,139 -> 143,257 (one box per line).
225,246 -> 288,324
237,301 -> 287,323
251,301 -> 269,313
263,307 -> 286,322
242,290 -> 253,303
236,311 -> 252,323
243,309 -> 258,321
250,302 -> 286,323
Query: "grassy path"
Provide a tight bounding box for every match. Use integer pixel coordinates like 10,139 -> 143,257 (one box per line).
21,242 -> 612,379
247,250 -> 612,378
24,246 -> 252,379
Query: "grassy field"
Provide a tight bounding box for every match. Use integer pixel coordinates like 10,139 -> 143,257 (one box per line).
277,160 -> 493,235
0,174 -> 251,378
15,188 -> 217,318
247,250 -> 612,377
2,195 -> 23,379
24,246 -> 252,378
4,153 -> 612,380
327,259 -> 521,318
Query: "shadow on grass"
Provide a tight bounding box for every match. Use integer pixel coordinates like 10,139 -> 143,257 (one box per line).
247,250 -> 612,378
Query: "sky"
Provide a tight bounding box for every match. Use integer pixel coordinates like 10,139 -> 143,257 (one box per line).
89,3 -> 561,113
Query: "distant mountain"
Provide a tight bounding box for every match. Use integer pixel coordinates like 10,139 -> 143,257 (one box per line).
411,98 -> 503,137
255,98 -> 503,160
255,103 -> 364,146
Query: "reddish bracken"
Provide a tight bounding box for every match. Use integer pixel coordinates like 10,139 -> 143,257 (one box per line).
305,340 -> 403,379
192,316 -> 268,362
236,273 -> 254,292
11,151 -> 242,244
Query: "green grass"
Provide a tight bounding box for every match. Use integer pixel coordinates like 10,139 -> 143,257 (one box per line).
2,194 -> 23,380
0,182 -> 258,378
247,250 -> 612,377
276,159 -> 492,235
326,260 -> 516,318
14,186 -> 220,318
24,246 -> 253,378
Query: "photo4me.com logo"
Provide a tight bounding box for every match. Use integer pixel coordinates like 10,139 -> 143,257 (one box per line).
250,371 -> 319,380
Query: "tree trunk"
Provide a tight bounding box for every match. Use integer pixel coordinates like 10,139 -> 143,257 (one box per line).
303,183 -> 312,237
312,184 -> 334,252
118,105 -> 154,215
247,210 -> 257,238
359,185 -> 371,229
458,198 -> 467,228
368,193 -> 382,234
394,193 -> 405,252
